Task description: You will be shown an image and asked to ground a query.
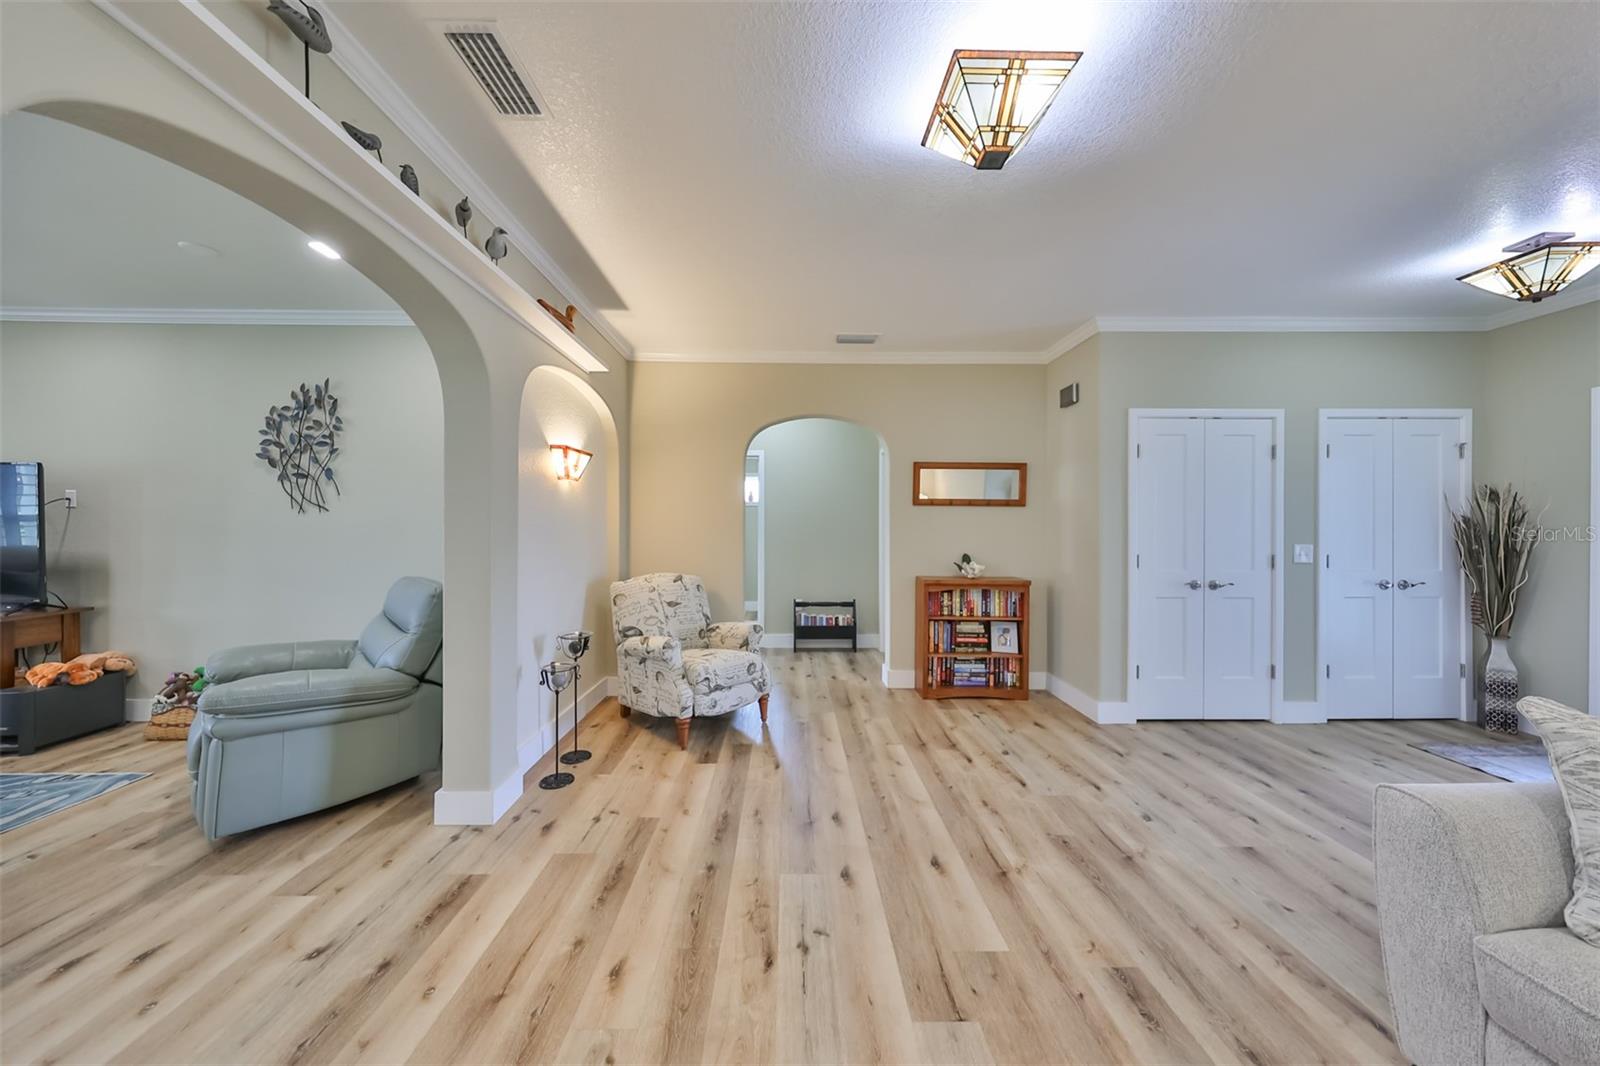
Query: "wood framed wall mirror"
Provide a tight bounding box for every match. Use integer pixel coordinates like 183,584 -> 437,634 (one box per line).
912,462 -> 1028,507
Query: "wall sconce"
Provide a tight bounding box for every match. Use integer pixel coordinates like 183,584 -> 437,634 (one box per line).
551,444 -> 592,481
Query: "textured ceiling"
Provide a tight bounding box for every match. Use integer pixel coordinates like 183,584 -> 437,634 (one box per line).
278,3 -> 1600,353
0,111 -> 398,314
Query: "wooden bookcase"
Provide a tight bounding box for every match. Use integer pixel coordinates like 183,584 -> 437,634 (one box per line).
915,576 -> 1030,700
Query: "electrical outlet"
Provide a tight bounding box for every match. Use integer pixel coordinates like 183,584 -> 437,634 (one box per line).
1293,543 -> 1314,564
63,489 -> 78,509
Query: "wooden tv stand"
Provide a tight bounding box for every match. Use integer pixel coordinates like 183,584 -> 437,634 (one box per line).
1,606 -> 94,688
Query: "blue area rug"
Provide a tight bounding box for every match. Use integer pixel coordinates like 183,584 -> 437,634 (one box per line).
1411,739 -> 1553,783
0,772 -> 149,833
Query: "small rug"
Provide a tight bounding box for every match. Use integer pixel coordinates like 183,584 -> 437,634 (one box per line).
0,772 -> 149,833
1412,739 -> 1553,783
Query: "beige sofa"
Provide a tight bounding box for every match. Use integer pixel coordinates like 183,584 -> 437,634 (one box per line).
1374,781 -> 1599,1064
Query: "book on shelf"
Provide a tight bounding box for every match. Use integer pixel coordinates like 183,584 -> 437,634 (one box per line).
795,611 -> 854,627
925,655 -> 1023,689
927,587 -> 1022,618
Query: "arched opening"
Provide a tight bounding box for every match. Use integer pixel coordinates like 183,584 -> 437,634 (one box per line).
516,364 -> 622,766
1,99 -> 513,818
742,417 -> 890,669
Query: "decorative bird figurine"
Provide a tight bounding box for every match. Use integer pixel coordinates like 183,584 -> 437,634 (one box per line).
454,197 -> 473,239
537,299 -> 578,333
484,227 -> 509,265
266,0 -> 332,52
341,121 -> 383,163
266,0 -> 331,97
398,164 -> 419,196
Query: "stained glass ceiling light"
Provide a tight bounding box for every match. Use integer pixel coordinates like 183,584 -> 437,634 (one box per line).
922,49 -> 1081,170
1457,231 -> 1600,302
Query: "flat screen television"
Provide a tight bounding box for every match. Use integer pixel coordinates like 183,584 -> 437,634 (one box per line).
1,461 -> 46,613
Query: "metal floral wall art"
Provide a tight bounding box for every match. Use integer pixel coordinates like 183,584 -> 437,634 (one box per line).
256,379 -> 343,513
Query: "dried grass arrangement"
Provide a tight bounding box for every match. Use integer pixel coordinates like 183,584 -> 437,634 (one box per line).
1449,484 -> 1538,639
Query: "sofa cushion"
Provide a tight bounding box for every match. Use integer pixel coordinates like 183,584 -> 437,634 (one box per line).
1521,696 -> 1600,946
1474,927 -> 1600,1066
357,577 -> 443,677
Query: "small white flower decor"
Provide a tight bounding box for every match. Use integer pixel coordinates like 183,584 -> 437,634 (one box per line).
954,553 -> 986,578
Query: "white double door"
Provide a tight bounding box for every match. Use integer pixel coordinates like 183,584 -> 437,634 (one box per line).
1321,414 -> 1467,719
1132,415 -> 1277,720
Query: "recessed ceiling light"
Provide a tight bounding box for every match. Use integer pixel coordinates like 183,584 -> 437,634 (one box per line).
307,240 -> 342,260
176,240 -> 221,257
1457,231 -> 1599,302
922,49 -> 1081,170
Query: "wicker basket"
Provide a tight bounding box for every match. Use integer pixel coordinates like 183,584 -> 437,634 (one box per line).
144,705 -> 195,741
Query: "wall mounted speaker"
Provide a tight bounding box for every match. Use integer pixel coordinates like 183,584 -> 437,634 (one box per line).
1059,383 -> 1080,408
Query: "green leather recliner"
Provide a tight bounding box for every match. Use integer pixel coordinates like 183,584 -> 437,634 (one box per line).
187,577 -> 443,840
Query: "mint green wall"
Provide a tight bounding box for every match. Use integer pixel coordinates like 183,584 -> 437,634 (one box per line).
1477,302 -> 1600,709
745,418 -> 881,636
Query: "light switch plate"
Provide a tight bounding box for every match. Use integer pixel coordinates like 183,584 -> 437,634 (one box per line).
1293,543 -> 1314,564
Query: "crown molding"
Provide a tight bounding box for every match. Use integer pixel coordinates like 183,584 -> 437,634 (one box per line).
631,286 -> 1600,367
632,349 -> 1048,365
0,306 -> 413,326
1479,284 -> 1600,329
316,4 -> 635,361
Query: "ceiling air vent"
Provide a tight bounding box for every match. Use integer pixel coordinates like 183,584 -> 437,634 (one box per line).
441,23 -> 546,118
835,333 -> 880,345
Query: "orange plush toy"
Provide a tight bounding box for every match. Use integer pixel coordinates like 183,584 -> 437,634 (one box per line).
67,651 -> 137,677
24,650 -> 136,688
24,661 -> 69,688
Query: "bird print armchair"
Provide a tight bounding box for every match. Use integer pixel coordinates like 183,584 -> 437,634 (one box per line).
609,573 -> 769,748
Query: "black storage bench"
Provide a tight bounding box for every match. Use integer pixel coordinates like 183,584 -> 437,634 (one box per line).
793,599 -> 858,651
0,671 -> 127,756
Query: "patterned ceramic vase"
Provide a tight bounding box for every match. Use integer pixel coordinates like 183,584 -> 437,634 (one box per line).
1482,638 -> 1520,734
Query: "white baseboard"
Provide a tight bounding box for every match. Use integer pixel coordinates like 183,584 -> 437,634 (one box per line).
434,770 -> 523,825
883,666 -> 916,689
1272,700 -> 1327,725
435,675 -> 615,827
1046,674 -> 1136,724
765,633 -> 880,651
124,697 -> 151,722
516,675 -> 616,776
1028,671 -> 1047,691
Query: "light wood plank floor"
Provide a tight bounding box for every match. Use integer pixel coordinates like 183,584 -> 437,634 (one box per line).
1,651 -> 1500,1064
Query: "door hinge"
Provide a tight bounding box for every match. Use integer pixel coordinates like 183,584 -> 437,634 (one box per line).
1460,662 -> 1468,678
1325,443 -> 1331,458
1135,665 -> 1141,680
1136,443 -> 1142,459
1135,553 -> 1141,569
1458,441 -> 1467,459
1326,664 -> 1331,679
1270,664 -> 1276,679
1325,554 -> 1331,569
1270,443 -> 1277,459
1270,553 -> 1276,570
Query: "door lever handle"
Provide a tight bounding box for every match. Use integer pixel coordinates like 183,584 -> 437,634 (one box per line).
1185,580 -> 1202,590
1206,580 -> 1234,590
1376,579 -> 1392,589
1396,579 -> 1427,590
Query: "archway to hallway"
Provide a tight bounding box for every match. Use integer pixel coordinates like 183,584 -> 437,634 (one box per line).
741,417 -> 890,671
